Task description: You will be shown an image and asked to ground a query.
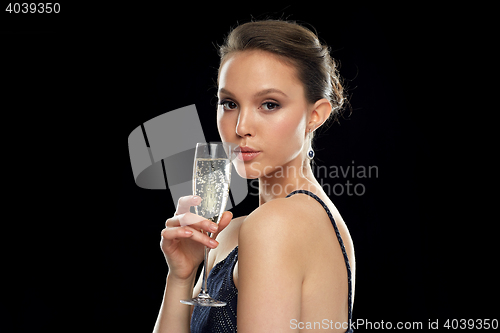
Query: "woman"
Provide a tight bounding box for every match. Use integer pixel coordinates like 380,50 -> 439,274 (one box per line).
153,20 -> 355,332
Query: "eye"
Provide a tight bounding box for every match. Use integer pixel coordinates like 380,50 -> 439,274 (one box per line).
219,100 -> 238,111
261,101 -> 280,111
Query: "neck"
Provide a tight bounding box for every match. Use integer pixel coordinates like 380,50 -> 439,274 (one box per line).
258,159 -> 321,206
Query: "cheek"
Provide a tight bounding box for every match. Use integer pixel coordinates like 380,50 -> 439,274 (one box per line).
217,111 -> 234,140
268,113 -> 305,153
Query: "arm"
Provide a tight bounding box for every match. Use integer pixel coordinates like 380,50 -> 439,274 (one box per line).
152,272 -> 196,333
237,199 -> 307,332
153,195 -> 233,333
153,255 -> 207,333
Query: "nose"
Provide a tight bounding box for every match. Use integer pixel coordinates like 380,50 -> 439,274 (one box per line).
235,107 -> 254,138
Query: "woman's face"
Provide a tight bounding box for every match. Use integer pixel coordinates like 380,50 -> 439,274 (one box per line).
217,50 -> 310,179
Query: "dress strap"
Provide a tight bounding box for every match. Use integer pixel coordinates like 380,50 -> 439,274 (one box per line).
286,190 -> 353,331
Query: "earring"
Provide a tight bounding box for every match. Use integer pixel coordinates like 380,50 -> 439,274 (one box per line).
307,129 -> 315,160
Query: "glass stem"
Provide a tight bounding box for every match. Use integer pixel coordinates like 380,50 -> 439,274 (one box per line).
200,231 -> 211,296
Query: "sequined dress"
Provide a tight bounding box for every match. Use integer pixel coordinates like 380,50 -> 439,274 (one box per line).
190,190 -> 354,332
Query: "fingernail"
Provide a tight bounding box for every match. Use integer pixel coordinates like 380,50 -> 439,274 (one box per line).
192,196 -> 201,203
185,229 -> 193,235
209,223 -> 218,232
209,239 -> 218,248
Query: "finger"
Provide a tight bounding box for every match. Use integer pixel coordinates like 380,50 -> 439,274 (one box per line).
167,213 -> 218,232
175,195 -> 202,215
161,226 -> 194,241
165,212 -> 218,233
178,212 -> 208,227
185,226 -> 219,249
165,213 -> 192,228
161,226 -> 218,249
213,211 -> 233,239
165,214 -> 184,228
178,212 -> 205,227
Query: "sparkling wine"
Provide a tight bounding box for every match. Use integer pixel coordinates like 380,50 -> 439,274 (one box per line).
181,143 -> 234,307
193,158 -> 231,224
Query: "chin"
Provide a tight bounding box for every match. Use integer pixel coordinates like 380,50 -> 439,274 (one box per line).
232,165 -> 259,180
231,160 -> 261,180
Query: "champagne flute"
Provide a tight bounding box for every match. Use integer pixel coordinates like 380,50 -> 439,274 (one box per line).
180,142 -> 234,307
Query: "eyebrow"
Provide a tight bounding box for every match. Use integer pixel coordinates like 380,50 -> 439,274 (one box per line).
218,87 -> 288,98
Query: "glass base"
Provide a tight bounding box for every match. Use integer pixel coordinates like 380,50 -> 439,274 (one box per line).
181,293 -> 227,307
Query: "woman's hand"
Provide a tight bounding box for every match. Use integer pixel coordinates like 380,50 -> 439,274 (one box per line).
160,195 -> 233,281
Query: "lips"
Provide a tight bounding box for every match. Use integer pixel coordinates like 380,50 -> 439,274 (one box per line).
235,146 -> 261,161
235,146 -> 259,153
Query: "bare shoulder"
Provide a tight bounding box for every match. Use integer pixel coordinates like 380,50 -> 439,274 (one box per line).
239,196 -> 320,250
237,198 -> 310,287
243,198 -> 298,228
239,192 -> 353,260
244,193 -> 338,225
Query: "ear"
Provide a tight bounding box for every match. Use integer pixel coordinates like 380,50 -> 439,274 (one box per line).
307,98 -> 332,132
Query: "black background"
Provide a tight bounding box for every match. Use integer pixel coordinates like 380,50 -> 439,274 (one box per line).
2,2 -> 496,332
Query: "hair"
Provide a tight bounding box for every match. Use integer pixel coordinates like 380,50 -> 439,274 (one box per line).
218,19 -> 346,125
